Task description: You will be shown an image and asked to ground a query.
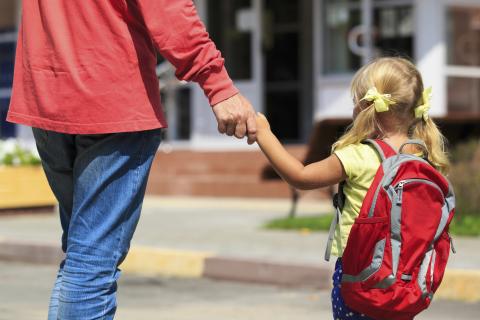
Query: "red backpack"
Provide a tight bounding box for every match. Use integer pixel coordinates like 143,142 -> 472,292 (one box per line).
325,139 -> 455,320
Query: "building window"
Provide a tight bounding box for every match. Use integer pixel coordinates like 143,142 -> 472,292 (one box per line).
207,0 -> 252,80
375,6 -> 413,57
0,0 -> 17,138
322,0 -> 414,75
446,7 -> 480,115
322,1 -> 361,75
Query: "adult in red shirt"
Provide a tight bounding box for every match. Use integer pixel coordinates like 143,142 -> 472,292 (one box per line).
8,1 -> 256,319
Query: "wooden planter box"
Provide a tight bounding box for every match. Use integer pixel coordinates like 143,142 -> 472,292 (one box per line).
0,166 -> 57,209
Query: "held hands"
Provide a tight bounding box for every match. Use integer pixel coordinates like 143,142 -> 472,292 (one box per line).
255,112 -> 271,139
255,112 -> 270,130
212,94 -> 257,144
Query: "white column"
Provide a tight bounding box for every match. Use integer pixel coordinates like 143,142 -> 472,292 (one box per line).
189,0 -> 261,149
414,0 -> 447,117
362,0 -> 374,64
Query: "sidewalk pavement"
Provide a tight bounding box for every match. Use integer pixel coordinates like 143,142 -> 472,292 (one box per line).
0,196 -> 479,302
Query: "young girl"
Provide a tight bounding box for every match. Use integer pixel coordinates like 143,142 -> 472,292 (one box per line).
255,57 -> 450,320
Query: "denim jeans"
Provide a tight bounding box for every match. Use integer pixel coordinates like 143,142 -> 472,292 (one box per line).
32,128 -> 162,320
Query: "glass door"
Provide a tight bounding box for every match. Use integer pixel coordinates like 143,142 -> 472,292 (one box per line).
206,0 -> 263,111
262,0 -> 313,142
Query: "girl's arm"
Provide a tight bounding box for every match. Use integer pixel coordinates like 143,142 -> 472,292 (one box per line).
255,113 -> 346,190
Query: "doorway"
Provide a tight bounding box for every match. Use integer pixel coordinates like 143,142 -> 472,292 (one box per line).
262,0 -> 314,142
205,0 -> 313,143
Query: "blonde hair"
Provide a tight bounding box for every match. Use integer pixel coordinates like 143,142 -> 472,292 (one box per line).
332,57 -> 450,174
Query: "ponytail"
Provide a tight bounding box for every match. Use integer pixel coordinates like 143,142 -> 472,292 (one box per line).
411,118 -> 450,174
332,104 -> 381,151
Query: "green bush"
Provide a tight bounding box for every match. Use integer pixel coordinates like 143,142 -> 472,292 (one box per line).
449,139 -> 480,219
0,139 -> 41,166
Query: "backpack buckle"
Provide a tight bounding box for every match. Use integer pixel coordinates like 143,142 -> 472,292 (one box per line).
333,191 -> 345,210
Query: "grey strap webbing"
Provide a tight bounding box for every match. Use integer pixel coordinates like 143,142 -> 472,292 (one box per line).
399,139 -> 429,159
363,139 -> 391,161
324,139 -> 392,262
324,182 -> 345,261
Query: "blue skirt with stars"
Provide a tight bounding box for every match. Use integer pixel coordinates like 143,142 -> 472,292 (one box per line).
332,259 -> 374,320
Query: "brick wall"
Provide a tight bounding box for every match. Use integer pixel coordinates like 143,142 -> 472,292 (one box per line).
146,146 -> 329,199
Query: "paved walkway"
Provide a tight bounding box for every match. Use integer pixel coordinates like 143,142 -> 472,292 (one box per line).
0,196 -> 478,269
1,261 -> 479,320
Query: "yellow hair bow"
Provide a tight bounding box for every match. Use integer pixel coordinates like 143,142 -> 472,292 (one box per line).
361,87 -> 395,113
415,87 -> 432,121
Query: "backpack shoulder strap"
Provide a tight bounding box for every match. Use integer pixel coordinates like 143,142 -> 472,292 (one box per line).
362,139 -> 397,161
324,140 -> 396,262
324,181 -> 345,262
399,139 -> 429,160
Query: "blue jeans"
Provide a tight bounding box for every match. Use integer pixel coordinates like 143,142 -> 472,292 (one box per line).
32,128 -> 162,320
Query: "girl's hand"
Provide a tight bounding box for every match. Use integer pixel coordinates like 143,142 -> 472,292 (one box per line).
255,112 -> 271,134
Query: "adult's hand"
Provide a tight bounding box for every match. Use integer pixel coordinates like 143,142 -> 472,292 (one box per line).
212,94 -> 257,144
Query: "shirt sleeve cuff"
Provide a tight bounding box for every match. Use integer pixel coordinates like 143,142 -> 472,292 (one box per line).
333,149 -> 352,180
197,66 -> 239,106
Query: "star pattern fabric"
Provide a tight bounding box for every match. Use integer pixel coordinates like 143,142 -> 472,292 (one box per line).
331,259 -> 374,320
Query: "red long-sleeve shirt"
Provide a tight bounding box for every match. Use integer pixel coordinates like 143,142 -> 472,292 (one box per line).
7,0 -> 238,134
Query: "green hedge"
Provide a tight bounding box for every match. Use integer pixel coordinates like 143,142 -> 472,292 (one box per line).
0,139 -> 41,166
449,139 -> 480,221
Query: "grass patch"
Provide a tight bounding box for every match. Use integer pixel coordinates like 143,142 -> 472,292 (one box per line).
264,214 -> 333,232
449,215 -> 480,237
264,213 -> 480,237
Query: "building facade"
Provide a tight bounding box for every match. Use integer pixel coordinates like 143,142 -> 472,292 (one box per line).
1,0 -> 479,148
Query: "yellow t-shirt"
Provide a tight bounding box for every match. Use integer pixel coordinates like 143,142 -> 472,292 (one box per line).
332,143 -> 382,257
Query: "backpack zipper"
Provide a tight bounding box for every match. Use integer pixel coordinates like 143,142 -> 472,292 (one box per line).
395,181 -> 406,205
394,179 -> 444,205
394,179 -> 455,253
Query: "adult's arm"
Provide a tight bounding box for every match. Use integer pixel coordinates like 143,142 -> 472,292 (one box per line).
135,0 -> 238,106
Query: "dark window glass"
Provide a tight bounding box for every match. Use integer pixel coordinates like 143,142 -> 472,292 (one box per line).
177,87 -> 191,140
447,7 -> 480,67
374,6 -> 413,58
0,30 -> 16,138
448,77 -> 480,115
265,0 -> 299,26
265,33 -> 299,82
0,37 -> 15,88
266,90 -> 299,141
207,0 -> 252,80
